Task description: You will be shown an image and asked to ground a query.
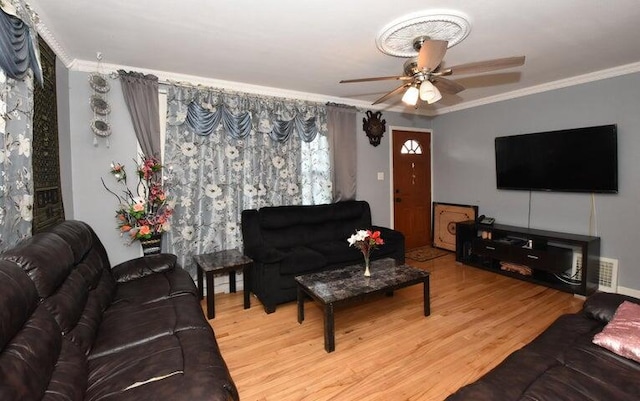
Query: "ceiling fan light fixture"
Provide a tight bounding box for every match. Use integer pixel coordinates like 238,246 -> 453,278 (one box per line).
419,80 -> 436,101
402,84 -> 420,106
419,82 -> 442,104
426,85 -> 442,104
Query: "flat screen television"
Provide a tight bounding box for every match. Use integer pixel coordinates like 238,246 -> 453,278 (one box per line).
495,124 -> 618,193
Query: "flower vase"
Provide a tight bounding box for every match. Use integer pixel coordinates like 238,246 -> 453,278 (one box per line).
140,233 -> 162,256
363,254 -> 371,277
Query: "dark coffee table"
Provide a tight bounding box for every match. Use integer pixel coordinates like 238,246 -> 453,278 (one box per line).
295,258 -> 430,352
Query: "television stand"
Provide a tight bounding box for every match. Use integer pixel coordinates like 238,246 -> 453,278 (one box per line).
455,221 -> 600,296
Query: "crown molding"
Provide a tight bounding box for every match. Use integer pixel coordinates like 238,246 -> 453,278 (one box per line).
34,19 -> 73,67
433,61 -> 640,115
71,59 -> 433,117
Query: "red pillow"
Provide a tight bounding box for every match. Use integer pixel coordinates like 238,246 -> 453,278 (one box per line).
593,301 -> 640,363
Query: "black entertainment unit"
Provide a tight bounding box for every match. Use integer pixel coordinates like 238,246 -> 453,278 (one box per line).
456,221 -> 600,296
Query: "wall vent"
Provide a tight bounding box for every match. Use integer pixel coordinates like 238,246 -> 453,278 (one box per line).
573,254 -> 619,292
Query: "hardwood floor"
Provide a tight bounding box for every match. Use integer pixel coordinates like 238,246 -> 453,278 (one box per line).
206,253 -> 584,400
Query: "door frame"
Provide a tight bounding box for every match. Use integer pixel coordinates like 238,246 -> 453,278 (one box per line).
388,126 -> 434,229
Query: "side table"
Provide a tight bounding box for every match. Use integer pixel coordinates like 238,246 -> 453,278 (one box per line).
194,249 -> 253,319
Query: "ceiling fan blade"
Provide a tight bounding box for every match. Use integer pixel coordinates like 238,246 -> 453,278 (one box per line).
417,40 -> 448,71
372,83 -> 411,105
340,75 -> 412,83
446,56 -> 525,76
432,77 -> 465,94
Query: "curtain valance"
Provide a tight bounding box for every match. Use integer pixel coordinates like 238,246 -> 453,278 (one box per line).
168,84 -> 325,143
0,3 -> 42,83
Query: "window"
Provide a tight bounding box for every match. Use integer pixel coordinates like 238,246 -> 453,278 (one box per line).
400,139 -> 422,155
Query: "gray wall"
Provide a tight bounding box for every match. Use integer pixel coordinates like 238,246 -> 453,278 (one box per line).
56,59 -> 73,219
63,70 -> 142,265
432,72 -> 640,294
356,110 -> 433,227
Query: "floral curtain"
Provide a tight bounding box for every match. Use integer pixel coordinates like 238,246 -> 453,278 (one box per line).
164,84 -> 331,277
0,69 -> 34,251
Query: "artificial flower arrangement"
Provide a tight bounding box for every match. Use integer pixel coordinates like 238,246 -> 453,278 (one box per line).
347,229 -> 384,276
102,156 -> 173,242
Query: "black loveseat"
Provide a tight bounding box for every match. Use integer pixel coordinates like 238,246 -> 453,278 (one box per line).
241,200 -> 405,313
446,292 -> 640,400
0,220 -> 238,401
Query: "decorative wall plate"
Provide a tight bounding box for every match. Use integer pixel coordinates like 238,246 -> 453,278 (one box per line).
88,73 -> 110,93
90,118 -> 112,137
90,95 -> 111,115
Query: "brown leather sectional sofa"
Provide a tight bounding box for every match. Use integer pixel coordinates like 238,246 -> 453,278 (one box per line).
0,220 -> 238,401
446,292 -> 640,400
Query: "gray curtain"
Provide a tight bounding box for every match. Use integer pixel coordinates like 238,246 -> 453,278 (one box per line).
164,84 -> 331,279
0,5 -> 42,84
118,70 -> 161,159
0,70 -> 34,250
327,103 -> 357,201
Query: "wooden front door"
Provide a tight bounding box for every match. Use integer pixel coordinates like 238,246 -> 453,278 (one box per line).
392,130 -> 432,250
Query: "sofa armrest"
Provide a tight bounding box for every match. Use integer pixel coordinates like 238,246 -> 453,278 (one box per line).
583,292 -> 640,323
111,253 -> 178,283
371,225 -> 406,264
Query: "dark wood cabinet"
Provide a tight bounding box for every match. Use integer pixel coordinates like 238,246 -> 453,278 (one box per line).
456,221 -> 600,296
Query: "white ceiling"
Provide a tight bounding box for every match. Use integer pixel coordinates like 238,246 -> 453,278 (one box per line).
28,0 -> 640,115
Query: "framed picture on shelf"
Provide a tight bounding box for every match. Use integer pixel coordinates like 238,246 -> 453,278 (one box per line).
432,202 -> 478,251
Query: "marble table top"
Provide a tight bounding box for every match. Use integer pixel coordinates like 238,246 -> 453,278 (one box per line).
295,258 -> 429,304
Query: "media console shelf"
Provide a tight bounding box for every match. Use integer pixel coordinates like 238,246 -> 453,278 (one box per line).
456,221 -> 600,296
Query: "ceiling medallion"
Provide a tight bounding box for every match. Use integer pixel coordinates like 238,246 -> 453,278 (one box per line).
376,12 -> 470,58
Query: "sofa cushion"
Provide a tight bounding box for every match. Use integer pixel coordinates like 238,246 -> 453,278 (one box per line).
307,240 -> 361,265
279,246 -> 327,275
0,261 -> 88,401
0,233 -> 75,298
522,364 -> 631,401
593,301 -> 640,363
89,293 -> 209,360
86,327 -> 237,401
112,267 -> 197,306
583,291 -> 640,323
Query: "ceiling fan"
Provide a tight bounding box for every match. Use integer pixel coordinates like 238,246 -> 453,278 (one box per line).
340,36 -> 525,106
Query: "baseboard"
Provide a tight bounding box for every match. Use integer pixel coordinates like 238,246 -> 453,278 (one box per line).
617,286 -> 640,298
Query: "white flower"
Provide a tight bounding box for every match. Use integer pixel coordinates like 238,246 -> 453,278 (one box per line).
279,169 -> 289,179
286,183 -> 299,196
213,199 -> 226,211
257,183 -> 267,196
180,142 -> 198,157
175,111 -> 187,123
225,222 -> 238,236
17,194 -> 33,222
243,184 -> 256,197
181,226 -> 194,241
225,146 -> 239,159
180,196 -> 192,208
347,229 -> 369,246
204,183 -> 222,199
272,156 -> 285,169
17,137 -> 36,159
